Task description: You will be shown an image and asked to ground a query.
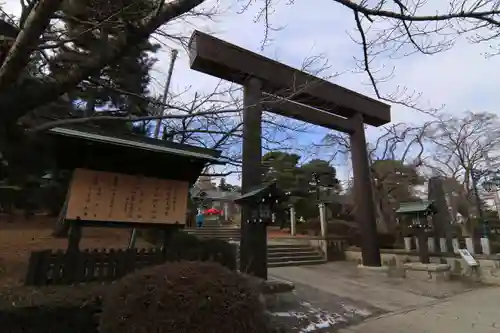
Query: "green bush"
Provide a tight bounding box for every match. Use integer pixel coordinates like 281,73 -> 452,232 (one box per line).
295,218 -> 358,237
164,230 -> 203,261
199,238 -> 237,270
0,285 -> 104,333
98,261 -> 272,333
491,241 -> 500,254
161,231 -> 237,270
1,306 -> 100,333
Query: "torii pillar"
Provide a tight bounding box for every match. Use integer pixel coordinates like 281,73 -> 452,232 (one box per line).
350,113 -> 381,267
239,77 -> 268,279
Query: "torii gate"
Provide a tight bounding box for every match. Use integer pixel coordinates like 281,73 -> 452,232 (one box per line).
188,30 -> 391,279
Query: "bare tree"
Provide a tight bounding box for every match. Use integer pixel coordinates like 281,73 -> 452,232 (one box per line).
241,0 -> 500,111
2,0 -> 500,131
155,81 -> 313,177
320,121 -> 432,233
424,111 -> 500,235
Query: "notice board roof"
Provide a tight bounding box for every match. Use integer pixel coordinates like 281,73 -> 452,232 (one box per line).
47,126 -> 222,163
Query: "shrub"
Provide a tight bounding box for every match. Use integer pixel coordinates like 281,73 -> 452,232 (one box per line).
199,238 -> 237,270
1,306 -> 99,333
98,261 -> 271,333
0,284 -> 104,333
164,230 -> 203,261
162,231 -> 237,270
491,241 -> 500,254
295,218 -> 358,237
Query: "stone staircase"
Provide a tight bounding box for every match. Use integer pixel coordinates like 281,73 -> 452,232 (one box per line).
184,225 -> 240,240
185,226 -> 326,267
267,244 -> 325,267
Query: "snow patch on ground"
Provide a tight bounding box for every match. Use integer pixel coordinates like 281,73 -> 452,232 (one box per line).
270,301 -> 372,332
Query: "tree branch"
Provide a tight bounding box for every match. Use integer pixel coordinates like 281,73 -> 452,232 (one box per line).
2,0 -> 206,120
0,0 -> 64,91
27,108 -> 241,133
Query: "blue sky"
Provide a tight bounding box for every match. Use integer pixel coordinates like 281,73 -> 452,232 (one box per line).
4,0 -> 500,185
145,0 -> 500,184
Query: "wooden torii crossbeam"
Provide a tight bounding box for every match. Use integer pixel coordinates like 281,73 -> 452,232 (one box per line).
189,30 -> 391,279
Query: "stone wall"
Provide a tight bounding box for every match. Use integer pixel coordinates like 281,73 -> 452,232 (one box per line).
345,247 -> 500,285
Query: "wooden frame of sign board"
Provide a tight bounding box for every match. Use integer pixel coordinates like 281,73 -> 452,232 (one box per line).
43,125 -> 223,253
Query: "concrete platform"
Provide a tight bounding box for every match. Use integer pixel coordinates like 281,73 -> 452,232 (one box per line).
357,264 -> 390,277
404,262 -> 451,282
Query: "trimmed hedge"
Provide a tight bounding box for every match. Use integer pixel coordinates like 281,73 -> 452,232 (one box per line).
99,261 -> 273,333
164,231 -> 237,270
0,284 -> 105,333
0,231 -> 290,333
0,305 -> 100,333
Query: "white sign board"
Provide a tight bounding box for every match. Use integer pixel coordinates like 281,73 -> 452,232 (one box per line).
457,249 -> 478,267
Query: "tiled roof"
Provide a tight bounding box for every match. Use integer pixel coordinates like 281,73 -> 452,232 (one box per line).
396,200 -> 435,214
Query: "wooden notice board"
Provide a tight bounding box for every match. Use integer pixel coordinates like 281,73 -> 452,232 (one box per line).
66,168 -> 189,224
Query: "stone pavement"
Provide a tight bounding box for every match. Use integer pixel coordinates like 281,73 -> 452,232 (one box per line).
270,262 -> 476,312
339,286 -> 500,333
269,262 -> 493,332
266,280 -> 384,332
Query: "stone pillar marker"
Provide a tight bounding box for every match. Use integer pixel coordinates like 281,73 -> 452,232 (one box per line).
465,237 -> 474,255
318,202 -> 327,238
427,238 -> 436,253
223,202 -> 229,219
452,238 -> 460,253
481,237 -> 491,255
439,238 -> 448,253
290,205 -> 296,236
404,237 -> 412,251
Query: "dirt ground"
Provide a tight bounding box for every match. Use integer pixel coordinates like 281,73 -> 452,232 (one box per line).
0,217 -> 309,287
0,215 -> 149,287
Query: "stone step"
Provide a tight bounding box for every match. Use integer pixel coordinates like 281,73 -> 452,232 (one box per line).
185,231 -> 240,236
185,232 -> 241,236
268,254 -> 323,263
268,259 -> 327,268
189,235 -> 240,240
268,250 -> 319,257
184,228 -> 240,232
268,245 -> 313,251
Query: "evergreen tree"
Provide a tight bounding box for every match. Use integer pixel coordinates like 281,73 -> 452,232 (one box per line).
51,0 -> 161,133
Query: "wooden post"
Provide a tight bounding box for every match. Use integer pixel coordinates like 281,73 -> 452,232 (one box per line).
239,77 -> 267,279
161,225 -> 178,260
65,219 -> 82,283
67,220 -> 82,254
349,113 -> 381,267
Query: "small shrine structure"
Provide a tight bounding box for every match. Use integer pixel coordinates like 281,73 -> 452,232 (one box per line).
396,200 -> 437,263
